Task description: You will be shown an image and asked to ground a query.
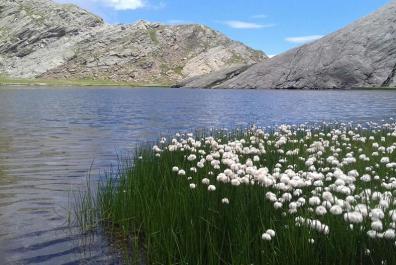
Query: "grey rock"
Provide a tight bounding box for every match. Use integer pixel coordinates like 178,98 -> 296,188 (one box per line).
194,1 -> 396,89
174,64 -> 250,88
0,0 -> 266,84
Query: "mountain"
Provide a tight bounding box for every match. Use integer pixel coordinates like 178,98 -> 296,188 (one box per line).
0,0 -> 266,85
180,1 -> 396,89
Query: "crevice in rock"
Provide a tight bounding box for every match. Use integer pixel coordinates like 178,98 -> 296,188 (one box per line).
382,61 -> 396,87
210,65 -> 250,88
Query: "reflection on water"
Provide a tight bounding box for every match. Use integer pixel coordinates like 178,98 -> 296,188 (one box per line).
0,87 -> 395,264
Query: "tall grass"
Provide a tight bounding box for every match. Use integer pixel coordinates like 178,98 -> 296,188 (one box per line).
78,123 -> 396,265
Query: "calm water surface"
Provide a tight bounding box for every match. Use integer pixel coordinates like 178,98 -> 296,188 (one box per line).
0,87 -> 395,264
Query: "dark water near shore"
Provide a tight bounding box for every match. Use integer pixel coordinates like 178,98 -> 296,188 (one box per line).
0,87 -> 395,264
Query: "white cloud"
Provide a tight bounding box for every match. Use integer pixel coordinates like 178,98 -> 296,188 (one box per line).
285,35 -> 324,44
56,0 -> 146,10
251,14 -> 267,19
222,20 -> 274,29
98,0 -> 145,10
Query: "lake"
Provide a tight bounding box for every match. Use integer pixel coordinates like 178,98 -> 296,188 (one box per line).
0,87 -> 395,264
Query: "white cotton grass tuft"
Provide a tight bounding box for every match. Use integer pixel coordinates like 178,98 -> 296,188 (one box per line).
147,121 -> 396,246
261,233 -> 272,241
266,229 -> 276,237
221,198 -> 230,204
261,229 -> 276,241
202,178 -> 210,185
208,185 -> 216,191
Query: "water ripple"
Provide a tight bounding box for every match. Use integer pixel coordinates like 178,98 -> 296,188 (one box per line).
0,87 -> 395,264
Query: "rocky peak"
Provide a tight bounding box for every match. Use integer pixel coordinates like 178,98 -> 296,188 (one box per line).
0,0 -> 267,84
187,0 -> 396,89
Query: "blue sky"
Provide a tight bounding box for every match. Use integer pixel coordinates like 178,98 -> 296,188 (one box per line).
56,0 -> 390,56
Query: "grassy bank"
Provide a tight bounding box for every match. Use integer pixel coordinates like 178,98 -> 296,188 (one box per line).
351,87 -> 396,91
79,122 -> 396,265
0,76 -> 171,88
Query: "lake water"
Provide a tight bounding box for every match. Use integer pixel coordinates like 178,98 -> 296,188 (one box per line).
0,87 -> 395,264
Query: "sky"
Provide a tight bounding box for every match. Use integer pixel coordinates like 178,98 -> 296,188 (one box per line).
55,0 -> 390,57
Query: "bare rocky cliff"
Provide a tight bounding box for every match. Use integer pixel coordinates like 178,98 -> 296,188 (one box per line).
181,1 -> 396,89
0,0 -> 266,84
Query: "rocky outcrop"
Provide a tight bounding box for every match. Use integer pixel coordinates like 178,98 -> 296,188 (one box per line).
185,1 -> 396,89
0,0 -> 266,84
174,64 -> 250,88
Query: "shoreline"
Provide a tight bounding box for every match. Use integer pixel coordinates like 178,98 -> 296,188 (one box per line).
0,78 -> 172,88
0,78 -> 395,90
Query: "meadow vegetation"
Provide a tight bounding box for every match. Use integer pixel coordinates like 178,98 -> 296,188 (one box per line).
78,121 -> 396,265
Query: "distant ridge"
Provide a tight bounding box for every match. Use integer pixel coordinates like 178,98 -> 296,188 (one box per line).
0,0 -> 266,85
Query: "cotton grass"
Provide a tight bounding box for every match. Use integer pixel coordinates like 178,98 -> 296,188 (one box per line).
82,121 -> 396,265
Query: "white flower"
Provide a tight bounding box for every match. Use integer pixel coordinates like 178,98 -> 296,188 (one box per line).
246,159 -> 253,167
266,192 -> 277,202
384,229 -> 396,239
308,238 -> 315,244
178,169 -> 186,176
261,233 -> 271,241
266,229 -> 276,237
282,193 -> 292,201
380,157 -> 390,164
309,196 -> 321,206
189,183 -> 196,189
322,191 -> 334,203
202,178 -> 210,185
187,154 -> 197,161
274,201 -> 283,209
152,145 -> 162,152
315,206 -> 327,216
360,174 -> 371,182
172,166 -> 179,172
208,185 -> 216,191
253,155 -> 260,162
367,230 -> 377,239
344,212 -> 363,224
370,208 -> 384,220
231,178 -> 241,186
371,220 -> 383,231
330,205 -> 343,215
221,198 -> 230,204
197,162 -> 205,168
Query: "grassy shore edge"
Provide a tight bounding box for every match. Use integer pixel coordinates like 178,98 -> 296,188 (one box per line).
0,77 -> 172,88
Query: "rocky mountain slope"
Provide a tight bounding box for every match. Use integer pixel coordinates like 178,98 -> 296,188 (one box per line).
0,0 -> 266,85
181,1 -> 396,89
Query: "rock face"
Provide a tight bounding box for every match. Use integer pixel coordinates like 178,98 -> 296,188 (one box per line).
0,0 -> 266,84
184,1 -> 396,89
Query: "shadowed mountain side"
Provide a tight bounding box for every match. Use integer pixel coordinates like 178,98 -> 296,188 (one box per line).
180,1 -> 396,89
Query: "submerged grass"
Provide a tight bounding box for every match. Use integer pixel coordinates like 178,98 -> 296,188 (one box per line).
78,122 -> 396,265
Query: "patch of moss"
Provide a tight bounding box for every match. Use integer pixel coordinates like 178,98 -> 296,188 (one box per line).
174,66 -> 184,75
228,53 -> 244,64
22,6 -> 46,25
160,64 -> 169,72
148,30 -> 159,44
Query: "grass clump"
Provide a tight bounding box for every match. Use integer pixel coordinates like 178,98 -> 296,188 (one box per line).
81,121 -> 396,265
